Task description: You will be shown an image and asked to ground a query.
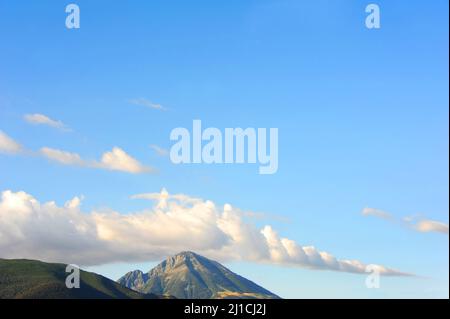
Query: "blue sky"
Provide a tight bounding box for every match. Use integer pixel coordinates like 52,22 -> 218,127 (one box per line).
0,0 -> 448,298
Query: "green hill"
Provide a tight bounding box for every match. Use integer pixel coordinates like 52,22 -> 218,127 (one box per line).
118,251 -> 280,299
0,258 -> 164,299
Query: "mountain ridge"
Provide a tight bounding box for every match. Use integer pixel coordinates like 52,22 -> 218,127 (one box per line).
0,258 -> 166,299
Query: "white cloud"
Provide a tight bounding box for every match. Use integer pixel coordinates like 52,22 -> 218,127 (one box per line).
362,207 -> 393,220
0,131 -> 22,154
414,220 -> 449,235
129,98 -> 166,111
24,113 -> 69,131
40,146 -> 152,174
0,189 -> 411,276
65,195 -> 84,209
0,131 -> 152,174
150,144 -> 169,157
100,147 -> 153,173
40,147 -> 87,166
363,207 -> 448,236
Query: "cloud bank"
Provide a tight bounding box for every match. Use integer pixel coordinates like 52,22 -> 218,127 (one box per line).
362,207 -> 448,235
0,189 -> 411,276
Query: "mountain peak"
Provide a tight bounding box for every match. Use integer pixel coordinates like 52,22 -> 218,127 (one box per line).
118,251 -> 280,299
169,251 -> 200,262
152,251 -> 210,276
176,251 -> 198,256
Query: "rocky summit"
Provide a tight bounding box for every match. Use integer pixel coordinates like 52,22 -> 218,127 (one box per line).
118,251 -> 280,299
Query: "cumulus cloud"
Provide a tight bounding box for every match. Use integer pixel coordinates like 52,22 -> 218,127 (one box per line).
0,189 -> 411,276
40,146 -> 153,174
129,98 -> 166,111
0,131 -> 22,154
362,207 -> 448,236
100,147 -> 153,173
24,113 -> 70,131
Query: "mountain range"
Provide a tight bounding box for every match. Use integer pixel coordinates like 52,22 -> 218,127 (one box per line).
0,252 -> 279,299
118,251 -> 280,299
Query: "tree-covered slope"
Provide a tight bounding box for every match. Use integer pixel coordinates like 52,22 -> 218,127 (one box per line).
0,258 -> 163,299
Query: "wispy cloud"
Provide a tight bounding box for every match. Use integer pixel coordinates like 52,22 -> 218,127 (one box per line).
362,207 -> 448,236
40,146 -> 154,174
0,188 -> 412,276
0,129 -> 153,174
0,130 -> 23,154
362,207 -> 394,221
129,98 -> 166,111
413,219 -> 449,235
40,147 -> 90,166
24,113 -> 70,131
150,144 -> 169,157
